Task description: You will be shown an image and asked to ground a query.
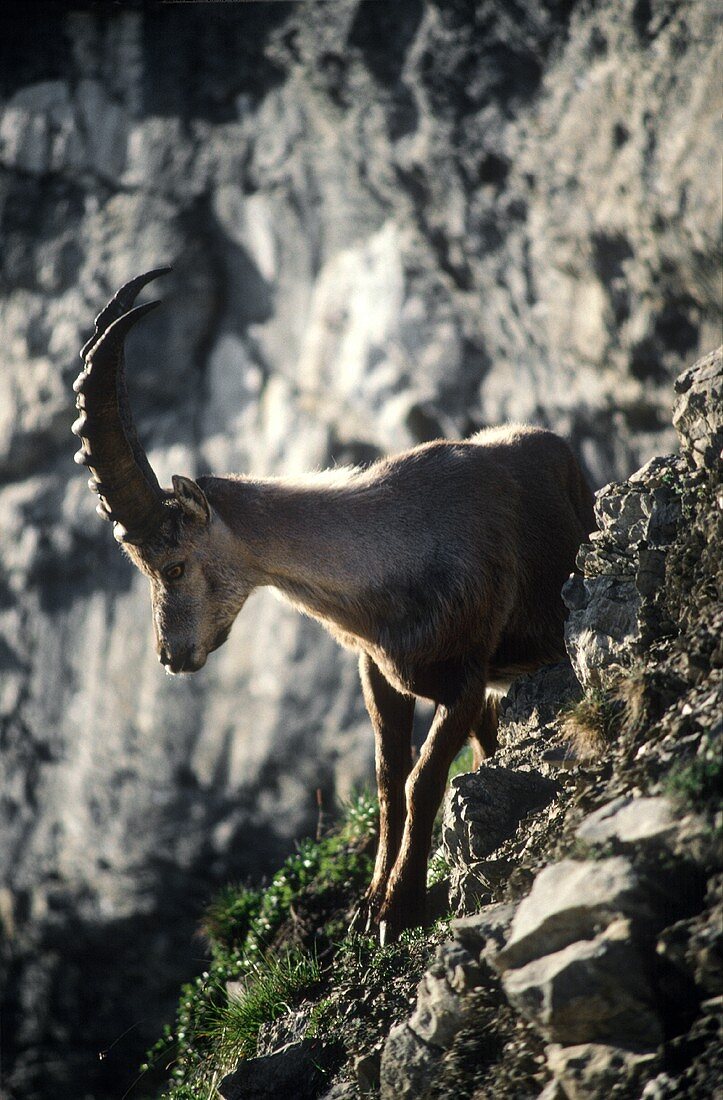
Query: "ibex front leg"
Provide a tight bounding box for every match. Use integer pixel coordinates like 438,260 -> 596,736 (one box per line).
378,678 -> 485,941
353,653 -> 415,931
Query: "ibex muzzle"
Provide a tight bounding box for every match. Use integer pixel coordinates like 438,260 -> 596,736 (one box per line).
74,270 -> 595,939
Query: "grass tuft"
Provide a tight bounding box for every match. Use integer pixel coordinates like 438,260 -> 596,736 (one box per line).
559,687 -> 620,759
200,884 -> 262,951
211,947 -> 321,1066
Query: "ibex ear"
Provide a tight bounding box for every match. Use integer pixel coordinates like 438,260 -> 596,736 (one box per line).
172,475 -> 210,526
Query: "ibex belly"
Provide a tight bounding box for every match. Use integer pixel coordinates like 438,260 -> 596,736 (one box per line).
369,652 -> 470,706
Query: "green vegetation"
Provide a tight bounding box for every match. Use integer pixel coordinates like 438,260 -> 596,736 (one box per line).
665,754 -> 723,813
210,947 -> 321,1063
200,883 -> 261,950
303,922 -> 443,1052
141,792 -> 378,1097
427,845 -> 451,887
448,742 -> 475,781
142,753 -> 475,1098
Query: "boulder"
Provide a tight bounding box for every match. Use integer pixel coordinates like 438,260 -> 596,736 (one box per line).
380,908 -> 515,1098
443,766 -> 559,912
493,858 -> 652,973
450,902 -> 518,965
255,1002 -> 315,1057
407,938 -> 484,1048
218,1038 -> 339,1100
673,347 -> 723,470
502,918 -> 663,1048
379,1021 -> 435,1100
546,1042 -> 661,1099
576,795 -> 679,849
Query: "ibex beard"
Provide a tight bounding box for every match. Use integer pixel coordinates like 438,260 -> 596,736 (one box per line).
73,269 -> 595,941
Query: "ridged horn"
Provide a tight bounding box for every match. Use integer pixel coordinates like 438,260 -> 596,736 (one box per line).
73,269 -> 172,544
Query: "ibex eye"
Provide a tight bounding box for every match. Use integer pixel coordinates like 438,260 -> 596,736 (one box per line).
164,563 -> 185,581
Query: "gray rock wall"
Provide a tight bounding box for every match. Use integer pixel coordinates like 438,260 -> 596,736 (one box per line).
0,2 -> 720,1097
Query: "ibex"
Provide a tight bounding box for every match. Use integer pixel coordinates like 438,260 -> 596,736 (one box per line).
73,269 -> 594,940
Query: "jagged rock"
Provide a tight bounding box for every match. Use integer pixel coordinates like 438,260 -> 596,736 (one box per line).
443,766 -> 559,912
498,662 -> 583,731
537,1080 -> 566,1100
354,1043 -> 382,1093
545,1042 -> 661,1099
493,858 -> 652,973
562,572 -> 642,687
408,972 -> 467,1050
502,918 -> 663,1048
673,346 -> 723,470
255,1002 -> 315,1057
656,877 -> 723,1001
407,938 -> 484,1048
320,1084 -> 359,1100
450,902 -> 518,965
576,795 -> 679,849
218,1038 -> 339,1100
379,1021 -> 435,1100
687,888 -> 723,998
564,454 -> 685,688
640,1072 -> 679,1099
640,1002 -> 723,1097
379,912 -> 516,1098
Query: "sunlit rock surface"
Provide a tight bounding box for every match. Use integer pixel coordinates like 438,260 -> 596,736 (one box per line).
0,2 -> 720,1096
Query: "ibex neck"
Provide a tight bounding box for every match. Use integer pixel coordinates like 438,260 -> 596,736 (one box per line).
201,473 -> 381,633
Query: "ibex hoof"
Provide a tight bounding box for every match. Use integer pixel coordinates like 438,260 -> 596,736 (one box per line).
349,884 -> 391,937
348,901 -> 374,936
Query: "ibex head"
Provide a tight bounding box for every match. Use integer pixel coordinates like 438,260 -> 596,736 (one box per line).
73,270 -> 249,673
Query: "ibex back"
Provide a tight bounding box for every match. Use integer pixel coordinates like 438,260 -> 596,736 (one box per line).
73,270 -> 594,939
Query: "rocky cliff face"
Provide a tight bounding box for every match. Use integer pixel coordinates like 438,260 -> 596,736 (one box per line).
0,3 -> 720,1097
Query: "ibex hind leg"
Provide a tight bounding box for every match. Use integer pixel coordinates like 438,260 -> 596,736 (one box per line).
468,691 -> 502,769
377,679 -> 486,941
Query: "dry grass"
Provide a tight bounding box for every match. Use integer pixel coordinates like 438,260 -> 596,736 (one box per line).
559,688 -> 619,760
612,665 -> 649,734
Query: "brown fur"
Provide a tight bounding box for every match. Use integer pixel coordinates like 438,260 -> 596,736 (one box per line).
125,424 -> 594,939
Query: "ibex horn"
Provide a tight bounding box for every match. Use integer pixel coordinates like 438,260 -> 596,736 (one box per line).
73,268 -> 172,544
